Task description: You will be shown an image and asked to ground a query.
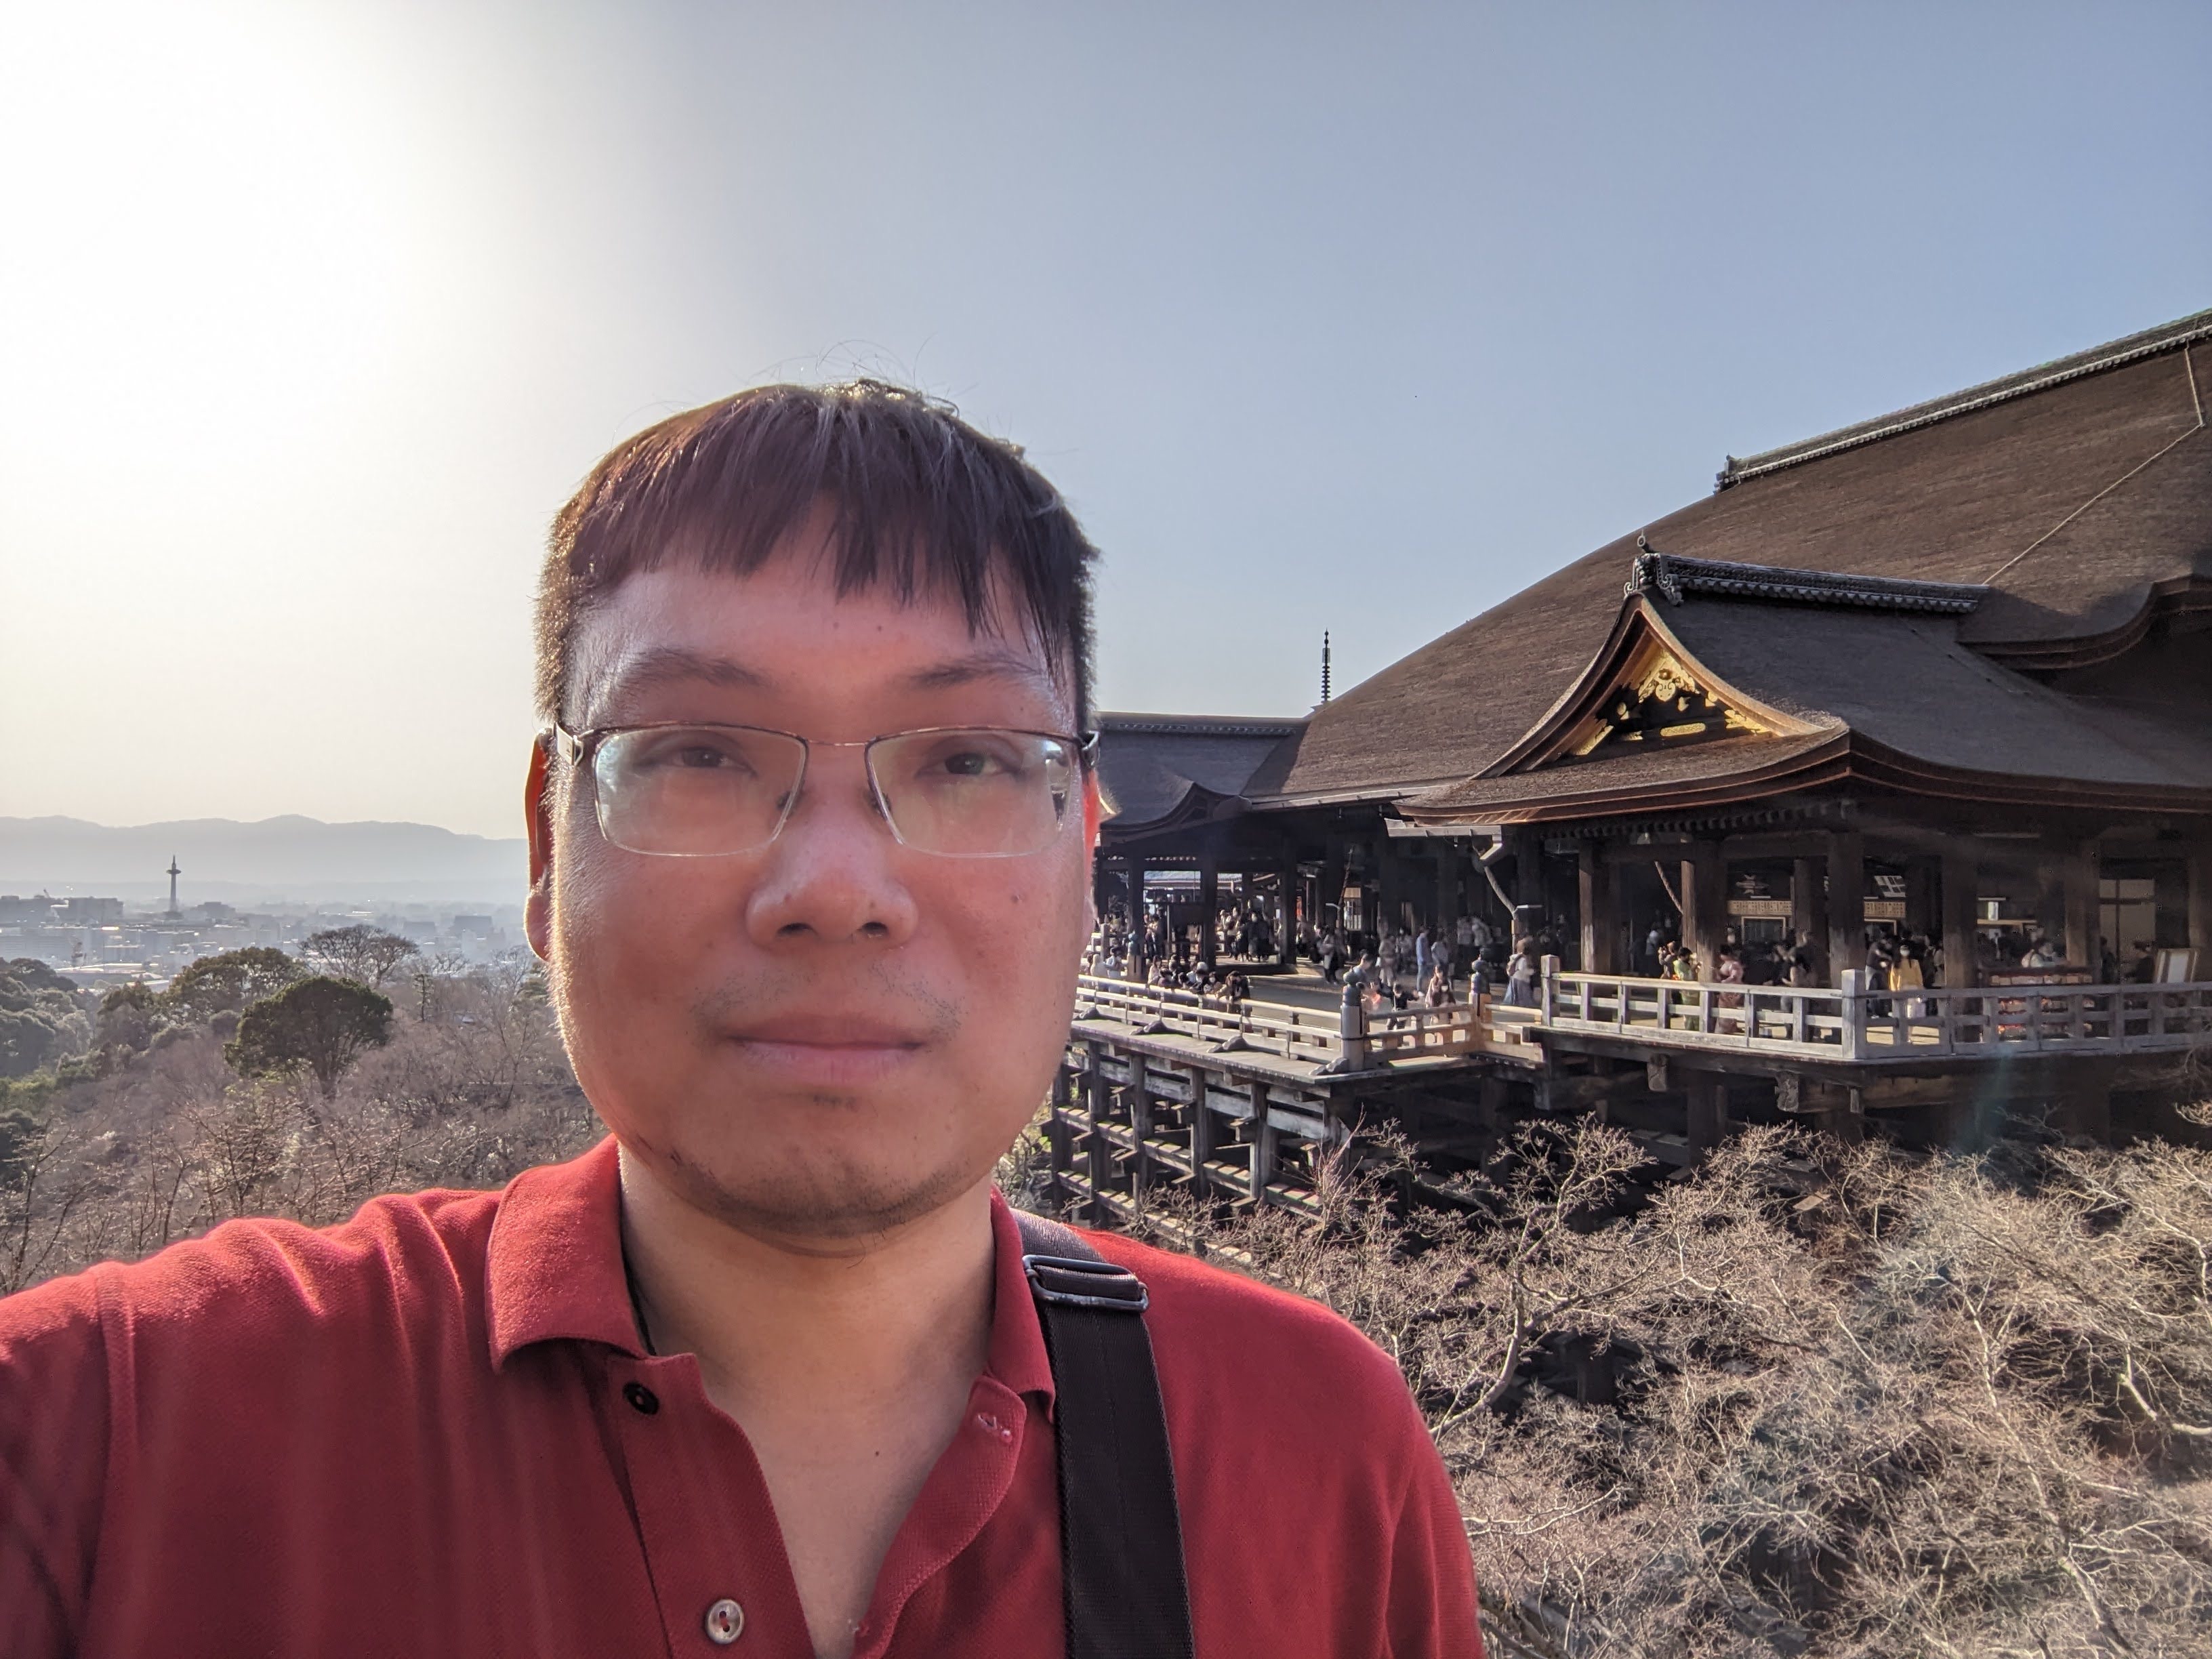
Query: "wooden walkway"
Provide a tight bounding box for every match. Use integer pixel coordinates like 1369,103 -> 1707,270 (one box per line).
1542,969 -> 2212,1065
1072,972 -> 1544,1080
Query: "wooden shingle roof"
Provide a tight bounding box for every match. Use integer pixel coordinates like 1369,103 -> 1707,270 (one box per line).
1262,309 -> 2212,807
1399,590 -> 2212,825
1092,713 -> 1305,835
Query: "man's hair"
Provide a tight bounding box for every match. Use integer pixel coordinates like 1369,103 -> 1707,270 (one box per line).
535,380 -> 1099,730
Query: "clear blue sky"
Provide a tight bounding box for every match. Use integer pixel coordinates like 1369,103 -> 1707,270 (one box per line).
3,1 -> 2207,837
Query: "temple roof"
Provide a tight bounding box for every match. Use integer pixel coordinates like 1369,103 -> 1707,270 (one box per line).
1398,588 -> 2212,825
1258,309 -> 2212,808
1091,713 -> 1305,836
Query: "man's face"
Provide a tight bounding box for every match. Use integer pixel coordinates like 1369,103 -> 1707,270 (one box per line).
525,542 -> 1098,1243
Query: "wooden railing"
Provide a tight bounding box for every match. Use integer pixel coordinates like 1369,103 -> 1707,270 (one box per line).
1072,973 -> 1502,1070
1542,968 -> 2212,1062
1074,974 -> 1345,1065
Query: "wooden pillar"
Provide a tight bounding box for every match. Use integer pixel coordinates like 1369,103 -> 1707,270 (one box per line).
1685,1073 -> 1727,1149
2034,852 -> 2066,949
1942,848 -> 1980,989
1791,855 -> 1827,957
1126,1054 -> 1152,1199
1435,848 -> 1457,940
1322,837 -> 1345,935
1246,1080 -> 1277,1205
1188,1063 -> 1217,1198
1082,1042 -> 1108,1223
1127,859 -> 1149,978
1374,840 -> 1401,941
2063,840 -> 2100,971
1509,828 -> 1544,926
1197,855 -> 1221,964
1277,851 -> 1300,967
1679,842 -> 1726,973
2188,844 -> 2212,956
1046,1063 -> 1073,1194
1826,831 -> 1864,987
1578,842 -> 1616,973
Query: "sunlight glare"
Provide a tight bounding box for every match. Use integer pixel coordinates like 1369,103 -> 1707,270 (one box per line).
0,3 -> 419,485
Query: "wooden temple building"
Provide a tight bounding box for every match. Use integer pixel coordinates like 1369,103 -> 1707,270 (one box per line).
1053,308 -> 2212,1222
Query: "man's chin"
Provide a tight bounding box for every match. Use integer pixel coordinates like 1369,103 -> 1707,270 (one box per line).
652,1139 -> 982,1245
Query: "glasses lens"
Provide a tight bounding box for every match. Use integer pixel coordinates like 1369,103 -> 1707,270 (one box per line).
591,726 -> 806,855
870,729 -> 1075,857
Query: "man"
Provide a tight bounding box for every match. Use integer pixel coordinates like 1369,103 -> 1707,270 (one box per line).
0,382 -> 1479,1657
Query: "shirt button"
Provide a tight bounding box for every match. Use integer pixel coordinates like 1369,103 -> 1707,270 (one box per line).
623,1381 -> 660,1416
703,1598 -> 745,1643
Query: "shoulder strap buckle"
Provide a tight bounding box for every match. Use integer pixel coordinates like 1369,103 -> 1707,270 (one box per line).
1022,1253 -> 1151,1313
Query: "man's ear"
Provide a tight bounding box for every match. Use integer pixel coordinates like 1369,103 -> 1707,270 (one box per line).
524,739 -> 556,962
1081,769 -> 1104,853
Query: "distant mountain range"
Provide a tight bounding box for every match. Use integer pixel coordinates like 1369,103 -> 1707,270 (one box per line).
0,817 -> 528,905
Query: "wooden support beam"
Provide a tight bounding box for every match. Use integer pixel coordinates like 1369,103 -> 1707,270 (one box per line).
1127,1054 -> 1152,1198
1679,842 -> 1726,972
1685,1075 -> 1727,1149
1509,828 -> 1544,922
1825,831 -> 1865,987
1578,842 -> 1616,974
2063,840 -> 2100,971
1082,1042 -> 1108,1223
1127,860 -> 1149,977
1187,1063 -> 1216,1199
2192,845 -> 2212,956
1791,855 -> 1826,962
1278,852 -> 1300,967
1246,1079 -> 1277,1204
1198,855 -> 1221,964
1047,1063 -> 1073,1192
1942,848 -> 1980,989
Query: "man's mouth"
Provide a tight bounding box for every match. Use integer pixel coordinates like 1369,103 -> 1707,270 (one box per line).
720,1015 -> 931,1087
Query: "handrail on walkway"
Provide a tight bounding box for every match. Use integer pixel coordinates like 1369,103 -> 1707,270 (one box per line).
1542,963 -> 2212,1061
1072,971 -> 1508,1071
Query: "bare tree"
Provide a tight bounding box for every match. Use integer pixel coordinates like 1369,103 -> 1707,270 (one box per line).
301,925 -> 419,989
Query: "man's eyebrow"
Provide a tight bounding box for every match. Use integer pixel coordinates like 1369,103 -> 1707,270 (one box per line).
588,647 -> 771,720
896,649 -> 1061,695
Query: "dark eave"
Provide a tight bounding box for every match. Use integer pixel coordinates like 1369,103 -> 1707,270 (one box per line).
1624,546 -> 1988,614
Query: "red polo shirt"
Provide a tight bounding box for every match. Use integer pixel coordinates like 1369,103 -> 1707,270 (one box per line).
1,1137 -> 1479,1657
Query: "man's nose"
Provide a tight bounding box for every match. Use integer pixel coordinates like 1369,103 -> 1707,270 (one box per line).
743,751 -> 920,947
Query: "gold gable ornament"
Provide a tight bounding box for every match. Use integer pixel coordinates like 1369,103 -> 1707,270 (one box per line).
1566,647 -> 1771,760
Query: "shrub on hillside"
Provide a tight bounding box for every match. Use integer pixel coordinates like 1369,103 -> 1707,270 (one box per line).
226,977 -> 394,1098
1102,1122 -> 2212,1658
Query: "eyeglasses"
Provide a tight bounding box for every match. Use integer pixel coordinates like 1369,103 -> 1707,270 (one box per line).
551,722 -> 1094,859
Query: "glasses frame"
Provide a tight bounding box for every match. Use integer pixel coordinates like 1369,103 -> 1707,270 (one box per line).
548,721 -> 1099,859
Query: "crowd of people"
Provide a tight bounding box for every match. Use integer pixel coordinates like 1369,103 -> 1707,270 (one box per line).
1092,894 -> 2177,1032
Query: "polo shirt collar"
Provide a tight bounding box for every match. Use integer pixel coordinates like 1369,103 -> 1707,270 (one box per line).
487,1136 -> 641,1366
485,1136 -> 1057,1408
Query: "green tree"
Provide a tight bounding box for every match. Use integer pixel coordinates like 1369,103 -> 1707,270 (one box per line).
0,959 -> 94,1078
301,926 -> 419,988
226,977 -> 394,1098
165,947 -> 304,1022
95,981 -> 166,1053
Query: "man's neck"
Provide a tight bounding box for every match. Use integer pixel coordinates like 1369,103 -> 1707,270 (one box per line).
613,1151 -> 1001,1659
613,1147 -> 998,1421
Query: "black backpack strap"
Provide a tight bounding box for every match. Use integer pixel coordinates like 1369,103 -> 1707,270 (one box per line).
1016,1212 -> 1196,1659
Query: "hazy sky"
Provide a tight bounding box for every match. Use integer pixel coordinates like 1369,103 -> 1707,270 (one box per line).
3,1 -> 2207,839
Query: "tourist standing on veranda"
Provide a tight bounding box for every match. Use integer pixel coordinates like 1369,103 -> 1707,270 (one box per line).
1504,936 -> 1540,1007
0,384 -> 1478,1658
